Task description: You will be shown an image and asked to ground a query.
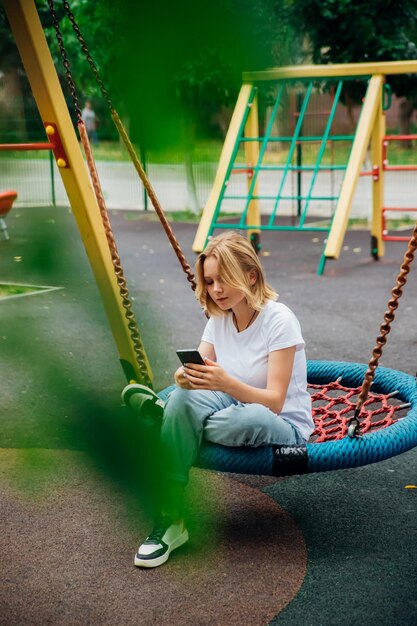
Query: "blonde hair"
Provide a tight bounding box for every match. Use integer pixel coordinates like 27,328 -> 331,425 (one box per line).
195,232 -> 277,316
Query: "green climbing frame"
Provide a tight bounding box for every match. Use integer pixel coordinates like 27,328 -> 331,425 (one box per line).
194,76 -> 369,274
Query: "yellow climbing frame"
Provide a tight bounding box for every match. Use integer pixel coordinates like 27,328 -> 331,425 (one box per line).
325,74 -> 383,261
193,84 -> 256,253
195,60 -> 417,267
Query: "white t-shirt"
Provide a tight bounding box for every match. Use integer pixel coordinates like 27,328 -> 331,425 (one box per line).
201,299 -> 314,441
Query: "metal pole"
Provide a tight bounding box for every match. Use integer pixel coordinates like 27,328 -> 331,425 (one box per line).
49,149 -> 56,206
140,142 -> 148,211
296,91 -> 303,218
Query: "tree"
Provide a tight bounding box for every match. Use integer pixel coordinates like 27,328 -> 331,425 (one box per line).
115,0 -> 295,211
0,1 -> 123,141
0,4 -> 34,140
38,0 -> 124,139
288,0 -> 417,134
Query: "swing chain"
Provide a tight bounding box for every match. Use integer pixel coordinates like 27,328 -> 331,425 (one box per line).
352,223 -> 417,434
78,122 -> 152,387
111,110 -> 198,292
60,0 -> 198,293
61,0 -> 114,112
47,0 -> 82,121
47,0 -> 152,385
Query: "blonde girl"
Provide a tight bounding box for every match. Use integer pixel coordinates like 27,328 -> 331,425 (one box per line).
123,231 -> 313,568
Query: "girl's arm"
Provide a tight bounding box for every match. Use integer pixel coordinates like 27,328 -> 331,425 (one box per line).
198,341 -> 216,361
184,346 -> 296,415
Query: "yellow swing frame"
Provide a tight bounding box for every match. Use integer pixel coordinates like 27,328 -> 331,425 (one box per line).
3,0 -> 153,385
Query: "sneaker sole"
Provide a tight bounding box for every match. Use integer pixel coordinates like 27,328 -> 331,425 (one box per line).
134,529 -> 189,568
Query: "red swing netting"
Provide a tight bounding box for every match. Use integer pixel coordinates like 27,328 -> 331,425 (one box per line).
309,379 -> 410,443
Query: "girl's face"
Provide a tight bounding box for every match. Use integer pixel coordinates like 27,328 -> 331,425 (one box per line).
203,255 -> 247,311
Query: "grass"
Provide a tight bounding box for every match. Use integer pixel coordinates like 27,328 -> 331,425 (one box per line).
0,283 -> 50,299
94,140 -> 223,164
0,139 -> 223,164
1,136 -> 417,167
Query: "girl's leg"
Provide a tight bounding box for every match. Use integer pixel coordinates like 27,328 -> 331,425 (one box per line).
203,402 -> 304,447
134,388 -> 236,568
160,387 -> 237,486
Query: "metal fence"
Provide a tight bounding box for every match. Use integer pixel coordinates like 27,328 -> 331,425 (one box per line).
0,156 -> 218,212
2,152 -> 415,221
0,71 -> 415,219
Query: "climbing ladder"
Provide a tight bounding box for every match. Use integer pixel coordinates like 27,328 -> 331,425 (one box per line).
381,134 -> 417,244
193,65 -> 396,275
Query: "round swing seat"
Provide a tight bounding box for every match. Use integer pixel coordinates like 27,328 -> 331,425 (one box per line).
161,360 -> 417,477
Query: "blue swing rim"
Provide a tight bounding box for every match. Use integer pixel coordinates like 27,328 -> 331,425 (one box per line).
159,360 -> 417,476
303,360 -> 417,474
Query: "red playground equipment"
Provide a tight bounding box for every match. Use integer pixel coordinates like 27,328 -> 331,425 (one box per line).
381,135 -> 417,242
0,190 -> 18,240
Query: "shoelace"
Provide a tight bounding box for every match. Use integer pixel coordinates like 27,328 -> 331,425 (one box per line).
146,521 -> 171,544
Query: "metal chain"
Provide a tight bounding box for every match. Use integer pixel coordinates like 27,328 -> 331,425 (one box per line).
61,0 -> 113,111
60,0 -> 197,292
47,0 -> 82,120
78,122 -> 152,387
47,0 -> 152,385
351,222 -> 417,434
111,110 -> 197,291
48,1 -> 417,407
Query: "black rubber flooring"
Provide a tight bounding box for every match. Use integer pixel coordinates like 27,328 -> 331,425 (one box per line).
1,205 -> 417,625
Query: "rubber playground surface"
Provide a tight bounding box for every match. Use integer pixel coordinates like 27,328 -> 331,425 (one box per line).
1,205 -> 417,625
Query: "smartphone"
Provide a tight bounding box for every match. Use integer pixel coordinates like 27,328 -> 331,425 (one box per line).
176,349 -> 206,366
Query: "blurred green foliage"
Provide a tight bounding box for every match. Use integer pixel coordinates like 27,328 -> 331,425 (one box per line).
3,0 -> 417,147
1,0 -> 296,146
112,0 -> 297,149
0,283 -> 48,298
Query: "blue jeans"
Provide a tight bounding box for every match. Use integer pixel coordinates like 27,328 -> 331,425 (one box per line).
159,387 -> 304,485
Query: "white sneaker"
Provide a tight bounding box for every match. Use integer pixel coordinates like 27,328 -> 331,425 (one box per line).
121,383 -> 165,420
134,517 -> 189,568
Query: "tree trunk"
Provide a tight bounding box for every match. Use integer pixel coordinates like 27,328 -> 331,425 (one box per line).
185,147 -> 200,214
0,67 -> 27,141
398,98 -> 415,149
182,111 -> 199,215
344,94 -> 357,134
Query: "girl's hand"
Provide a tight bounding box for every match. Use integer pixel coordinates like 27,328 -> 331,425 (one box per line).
183,358 -> 231,392
174,366 -> 191,389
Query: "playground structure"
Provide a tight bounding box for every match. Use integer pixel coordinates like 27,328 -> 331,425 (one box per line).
3,0 -> 417,476
3,0 -> 154,387
0,139 -> 57,210
0,190 -> 18,239
192,63 -> 417,274
381,134 -> 417,242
